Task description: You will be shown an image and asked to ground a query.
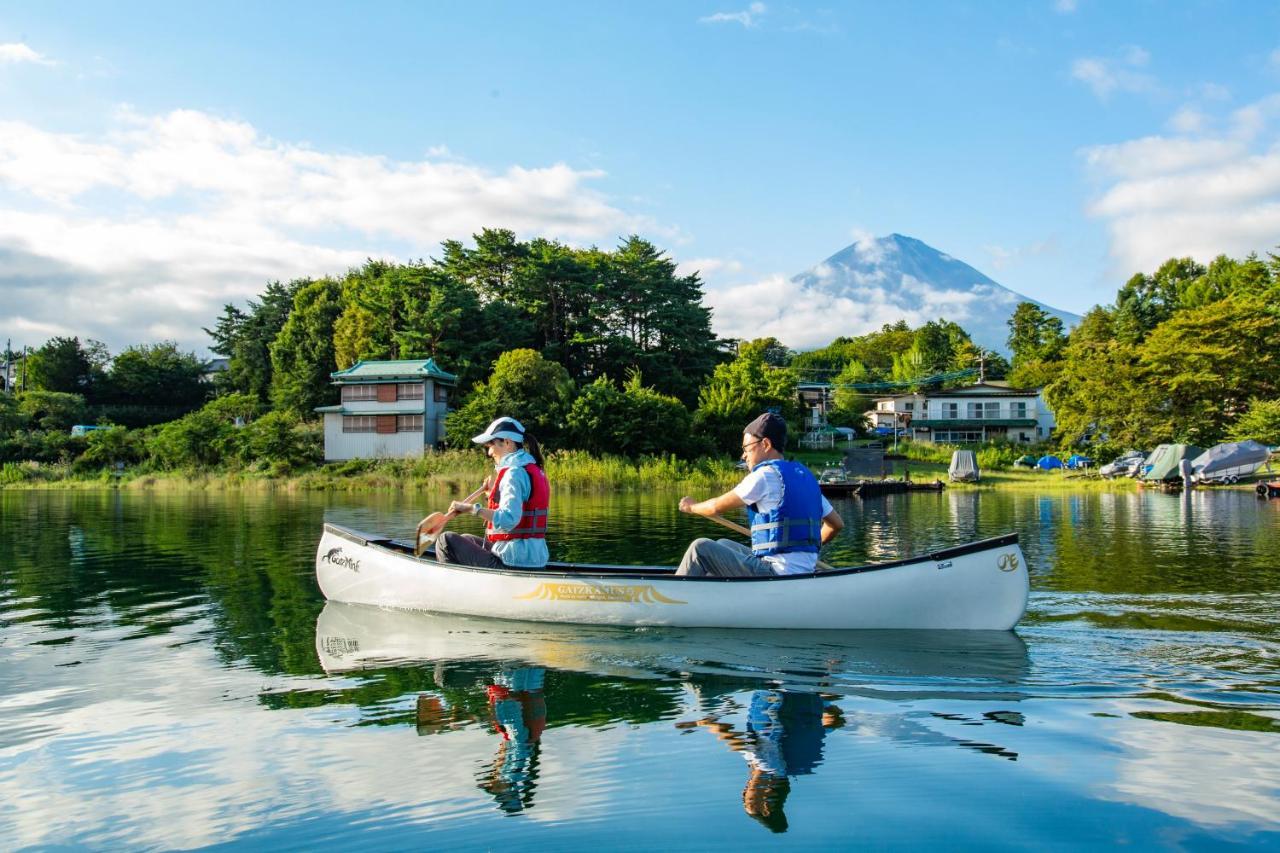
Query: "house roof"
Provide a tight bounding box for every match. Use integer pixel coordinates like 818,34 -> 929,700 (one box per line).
330,358 -> 457,383
872,382 -> 1041,401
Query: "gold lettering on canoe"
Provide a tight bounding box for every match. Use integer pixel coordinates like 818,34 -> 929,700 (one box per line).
515,583 -> 686,605
997,552 -> 1020,572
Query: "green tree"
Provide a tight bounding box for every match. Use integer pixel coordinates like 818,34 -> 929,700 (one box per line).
829,359 -> 870,426
148,409 -> 236,469
567,371 -> 697,457
18,391 -> 89,432
443,349 -> 576,448
0,395 -> 30,436
103,341 -> 208,408
1137,295 -> 1280,446
1113,258 -> 1205,345
205,280 -> 303,401
269,278 -> 343,418
1227,399 -> 1280,445
694,338 -> 800,453
25,337 -> 103,397
78,425 -> 145,468
1043,307 -> 1153,450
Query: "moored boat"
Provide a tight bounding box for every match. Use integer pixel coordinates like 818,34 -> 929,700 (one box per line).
316,523 -> 1029,630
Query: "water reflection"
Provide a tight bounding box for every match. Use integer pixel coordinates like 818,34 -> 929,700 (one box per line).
681,689 -> 842,833
5,489 -> 1280,847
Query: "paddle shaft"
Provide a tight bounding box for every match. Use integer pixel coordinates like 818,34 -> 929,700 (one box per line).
706,513 -> 835,571
415,485 -> 488,555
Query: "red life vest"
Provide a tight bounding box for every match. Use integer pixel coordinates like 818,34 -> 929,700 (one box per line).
486,463 -> 549,541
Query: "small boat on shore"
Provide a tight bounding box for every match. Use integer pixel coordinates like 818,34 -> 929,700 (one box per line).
315,523 -> 1029,630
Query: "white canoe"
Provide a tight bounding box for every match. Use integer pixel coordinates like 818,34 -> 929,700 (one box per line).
316,523 -> 1029,630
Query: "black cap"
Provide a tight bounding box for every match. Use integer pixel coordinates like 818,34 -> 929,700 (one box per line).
745,412 -> 787,450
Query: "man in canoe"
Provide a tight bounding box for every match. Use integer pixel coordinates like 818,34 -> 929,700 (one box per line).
676,412 -> 843,577
435,416 -> 550,569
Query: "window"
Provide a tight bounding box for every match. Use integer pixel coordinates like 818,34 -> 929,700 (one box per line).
341,385 -> 377,402
967,402 -> 1000,419
1011,401 -> 1027,418
434,384 -> 450,403
903,402 -> 914,412
934,430 -> 984,443
941,402 -> 958,419
397,414 -> 424,432
397,383 -> 424,400
342,415 -> 376,433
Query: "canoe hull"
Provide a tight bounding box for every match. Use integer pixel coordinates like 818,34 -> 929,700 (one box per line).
316,523 -> 1029,630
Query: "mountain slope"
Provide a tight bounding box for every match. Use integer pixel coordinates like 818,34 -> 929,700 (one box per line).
790,234 -> 1080,354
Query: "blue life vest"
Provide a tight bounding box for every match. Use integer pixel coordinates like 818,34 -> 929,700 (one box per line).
747,460 -> 823,556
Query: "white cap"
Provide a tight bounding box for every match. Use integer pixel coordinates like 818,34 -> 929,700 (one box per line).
472,416 -> 525,444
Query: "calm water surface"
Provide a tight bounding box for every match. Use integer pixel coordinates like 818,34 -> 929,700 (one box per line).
2,487 -> 1278,849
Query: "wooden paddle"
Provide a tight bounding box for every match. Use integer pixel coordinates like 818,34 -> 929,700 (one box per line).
415,484 -> 488,556
707,513 -> 836,571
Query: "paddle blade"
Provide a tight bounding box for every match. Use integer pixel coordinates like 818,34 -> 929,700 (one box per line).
414,512 -> 448,557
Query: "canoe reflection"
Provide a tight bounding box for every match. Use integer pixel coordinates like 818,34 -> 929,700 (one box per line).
315,602 -> 1031,699
317,604 -> 1031,822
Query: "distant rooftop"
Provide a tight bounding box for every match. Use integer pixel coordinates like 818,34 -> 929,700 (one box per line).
331,358 -> 457,383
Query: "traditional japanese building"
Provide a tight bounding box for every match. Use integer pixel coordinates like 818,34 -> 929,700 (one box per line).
315,359 -> 456,460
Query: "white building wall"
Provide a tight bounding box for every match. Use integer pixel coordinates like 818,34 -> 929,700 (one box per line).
322,415 -> 427,461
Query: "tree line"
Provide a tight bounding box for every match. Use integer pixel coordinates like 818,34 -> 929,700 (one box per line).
3,233 -> 1279,476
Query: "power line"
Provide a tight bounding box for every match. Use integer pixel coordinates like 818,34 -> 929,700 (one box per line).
798,367 -> 979,391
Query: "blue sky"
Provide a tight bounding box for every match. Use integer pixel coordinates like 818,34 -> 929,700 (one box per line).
3,1 -> 1280,353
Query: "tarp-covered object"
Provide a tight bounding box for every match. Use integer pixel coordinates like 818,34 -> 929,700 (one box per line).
949,449 -> 980,482
1141,444 -> 1204,482
1191,440 -> 1272,482
1036,455 -> 1063,470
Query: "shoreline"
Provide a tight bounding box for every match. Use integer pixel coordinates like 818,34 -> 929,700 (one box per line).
2,462 -> 1266,494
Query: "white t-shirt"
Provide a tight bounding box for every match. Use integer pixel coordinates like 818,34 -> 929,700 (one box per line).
733,465 -> 834,576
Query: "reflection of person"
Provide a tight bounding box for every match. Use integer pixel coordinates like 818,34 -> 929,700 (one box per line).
677,413 -> 843,577
683,689 -> 843,833
478,667 -> 547,813
436,416 -> 550,569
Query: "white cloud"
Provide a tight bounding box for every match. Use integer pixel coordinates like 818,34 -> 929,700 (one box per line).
699,2 -> 766,27
1082,91 -> 1280,275
1167,107 -> 1208,134
1070,47 -> 1157,101
983,238 -> 1057,272
674,256 -> 744,279
0,42 -> 55,65
1053,0 -> 1078,13
703,268 -> 994,350
0,108 -> 659,353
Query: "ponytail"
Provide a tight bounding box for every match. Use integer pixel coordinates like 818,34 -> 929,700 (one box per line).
523,433 -> 545,468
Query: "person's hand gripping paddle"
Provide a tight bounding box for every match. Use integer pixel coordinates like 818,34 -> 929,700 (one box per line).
415,481 -> 489,557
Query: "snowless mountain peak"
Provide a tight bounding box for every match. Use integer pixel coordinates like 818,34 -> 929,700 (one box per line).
791,233 -> 1079,354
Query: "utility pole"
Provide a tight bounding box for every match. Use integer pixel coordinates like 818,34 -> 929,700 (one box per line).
978,351 -> 986,384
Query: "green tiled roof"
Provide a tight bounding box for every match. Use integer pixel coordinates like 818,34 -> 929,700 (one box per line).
330,358 -> 457,383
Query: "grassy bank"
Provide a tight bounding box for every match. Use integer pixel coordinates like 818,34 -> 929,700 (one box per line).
0,450 -> 742,494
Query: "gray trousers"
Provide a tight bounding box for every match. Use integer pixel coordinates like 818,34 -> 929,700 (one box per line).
435,532 -> 507,569
675,538 -> 775,577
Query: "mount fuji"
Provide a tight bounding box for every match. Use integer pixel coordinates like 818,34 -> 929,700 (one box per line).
790,234 -> 1080,354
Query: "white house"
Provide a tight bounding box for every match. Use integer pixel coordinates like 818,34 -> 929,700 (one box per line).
867,382 -> 1055,444
315,359 -> 457,461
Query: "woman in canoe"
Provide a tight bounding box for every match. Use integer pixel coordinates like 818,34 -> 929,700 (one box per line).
435,416 -> 550,570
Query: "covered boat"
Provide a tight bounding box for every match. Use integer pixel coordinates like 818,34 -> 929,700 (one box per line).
948,449 -> 980,482
316,523 -> 1029,631
1036,455 -> 1063,470
1190,440 -> 1272,484
1140,443 -> 1204,482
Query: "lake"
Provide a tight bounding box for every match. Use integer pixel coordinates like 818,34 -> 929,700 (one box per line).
2,487 -> 1278,849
